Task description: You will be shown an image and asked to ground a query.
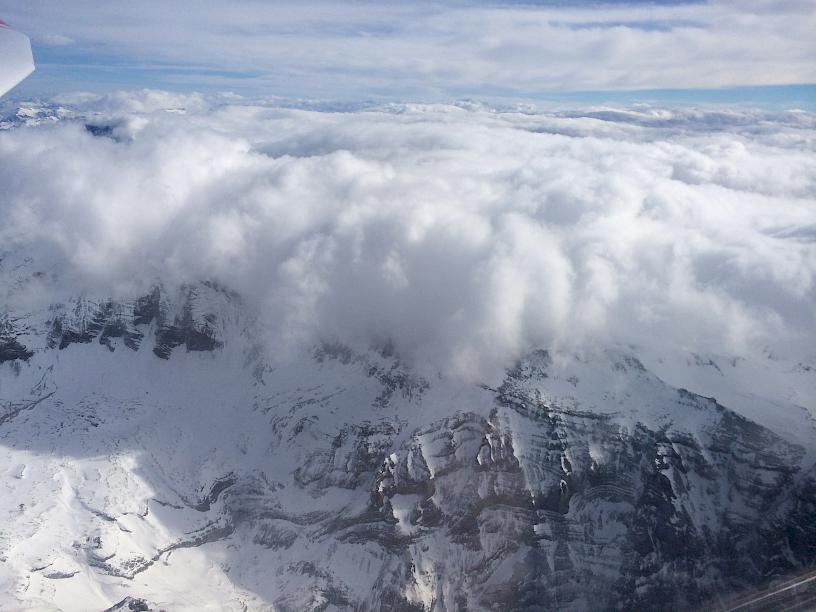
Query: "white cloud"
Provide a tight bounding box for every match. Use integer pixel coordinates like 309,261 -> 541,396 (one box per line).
3,0 -> 815,97
40,34 -> 74,47
1,92 -> 815,378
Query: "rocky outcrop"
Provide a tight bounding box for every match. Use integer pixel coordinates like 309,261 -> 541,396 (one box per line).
1,289 -> 814,611
33,283 -> 229,360
0,317 -> 33,363
141,348 -> 810,611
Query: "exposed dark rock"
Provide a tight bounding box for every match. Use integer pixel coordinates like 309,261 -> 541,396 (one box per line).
84,123 -> 116,138
39,284 -> 226,360
193,474 -> 236,512
103,597 -> 156,612
3,287 -> 815,610
0,336 -> 32,363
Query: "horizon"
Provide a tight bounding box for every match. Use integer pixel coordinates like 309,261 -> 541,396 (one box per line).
1,0 -> 814,109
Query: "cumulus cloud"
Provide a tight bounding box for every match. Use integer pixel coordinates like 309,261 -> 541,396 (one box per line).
4,0 -> 816,97
1,92 -> 815,377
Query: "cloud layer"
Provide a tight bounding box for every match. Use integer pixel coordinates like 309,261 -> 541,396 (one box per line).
4,0 -> 816,98
1,92 -> 815,377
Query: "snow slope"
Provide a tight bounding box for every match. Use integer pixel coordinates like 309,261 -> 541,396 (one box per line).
0,281 -> 814,611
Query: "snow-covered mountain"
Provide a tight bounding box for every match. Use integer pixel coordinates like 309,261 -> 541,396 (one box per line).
1,276 -> 815,611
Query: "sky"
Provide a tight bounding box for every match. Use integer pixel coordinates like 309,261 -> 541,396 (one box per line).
0,0 -> 814,107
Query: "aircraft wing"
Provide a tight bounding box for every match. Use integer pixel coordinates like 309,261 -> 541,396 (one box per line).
0,20 -> 34,97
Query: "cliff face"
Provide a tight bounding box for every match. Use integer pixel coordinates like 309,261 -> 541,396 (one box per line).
0,281 -> 814,611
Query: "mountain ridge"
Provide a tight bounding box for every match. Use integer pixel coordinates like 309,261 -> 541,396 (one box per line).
1,280 -> 814,610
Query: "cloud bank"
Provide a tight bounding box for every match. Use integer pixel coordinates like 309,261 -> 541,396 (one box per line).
1,92 -> 815,377
4,0 -> 816,98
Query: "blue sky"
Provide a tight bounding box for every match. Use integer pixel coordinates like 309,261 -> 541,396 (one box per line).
1,0 -> 814,108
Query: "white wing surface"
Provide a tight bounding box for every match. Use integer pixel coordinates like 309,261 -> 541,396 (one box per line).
0,20 -> 34,97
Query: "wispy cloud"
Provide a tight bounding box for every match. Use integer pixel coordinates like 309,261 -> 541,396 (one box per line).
40,33 -> 74,47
